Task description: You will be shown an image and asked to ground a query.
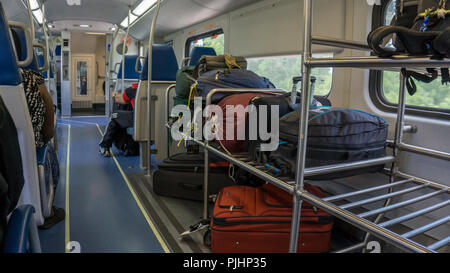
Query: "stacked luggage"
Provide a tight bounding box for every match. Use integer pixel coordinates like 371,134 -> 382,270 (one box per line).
154,53 -> 390,253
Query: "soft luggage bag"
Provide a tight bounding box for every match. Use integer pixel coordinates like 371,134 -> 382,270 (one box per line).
153,153 -> 234,201
214,92 -> 277,154
193,55 -> 248,78
175,66 -> 196,101
196,69 -> 276,104
261,108 -> 389,180
210,183 -> 333,253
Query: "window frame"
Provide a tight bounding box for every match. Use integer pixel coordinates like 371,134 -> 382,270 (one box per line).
246,53 -> 334,97
369,0 -> 450,120
184,29 -> 224,58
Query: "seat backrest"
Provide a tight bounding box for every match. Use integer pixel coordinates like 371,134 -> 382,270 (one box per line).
133,45 -> 179,164
55,45 -> 61,57
140,44 -> 179,82
188,47 -> 217,66
39,55 -> 53,78
0,3 -> 44,226
117,55 -> 142,80
0,22 -> 22,86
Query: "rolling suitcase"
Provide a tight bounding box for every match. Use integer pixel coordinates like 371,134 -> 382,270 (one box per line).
210,183 -> 333,253
153,153 -> 235,201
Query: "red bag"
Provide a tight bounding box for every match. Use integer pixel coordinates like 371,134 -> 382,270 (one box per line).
210,183 -> 333,253
215,92 -> 275,154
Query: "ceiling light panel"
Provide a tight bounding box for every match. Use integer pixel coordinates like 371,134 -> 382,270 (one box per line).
120,14 -> 138,27
132,0 -> 157,16
66,0 -> 82,6
33,8 -> 44,24
29,0 -> 40,10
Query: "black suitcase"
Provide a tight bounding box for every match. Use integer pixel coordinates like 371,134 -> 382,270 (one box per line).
254,107 -> 389,180
153,153 -> 235,201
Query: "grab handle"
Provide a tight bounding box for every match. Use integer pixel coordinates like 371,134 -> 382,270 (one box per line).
8,21 -> 33,68
135,56 -> 145,74
33,43 -> 48,72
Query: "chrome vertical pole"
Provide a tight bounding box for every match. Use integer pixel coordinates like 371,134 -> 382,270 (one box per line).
289,0 -> 313,253
108,28 -> 120,116
26,0 -> 35,41
203,144 -> 209,220
146,0 -> 162,176
42,1 -> 50,82
121,9 -> 130,97
361,69 -> 408,253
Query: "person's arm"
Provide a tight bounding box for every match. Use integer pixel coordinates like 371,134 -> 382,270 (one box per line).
38,84 -> 55,143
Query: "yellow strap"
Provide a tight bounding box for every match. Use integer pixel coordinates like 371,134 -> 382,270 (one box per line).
176,83 -> 199,147
224,55 -> 241,69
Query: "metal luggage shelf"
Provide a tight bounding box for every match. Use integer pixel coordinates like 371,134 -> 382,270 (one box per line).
190,139 -> 449,253
161,0 -> 449,253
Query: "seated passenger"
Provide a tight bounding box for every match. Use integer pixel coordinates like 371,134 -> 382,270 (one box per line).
11,29 -> 64,229
99,83 -> 139,157
11,29 -> 55,148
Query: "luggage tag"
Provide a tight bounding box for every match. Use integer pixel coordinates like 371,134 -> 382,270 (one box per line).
180,219 -> 210,238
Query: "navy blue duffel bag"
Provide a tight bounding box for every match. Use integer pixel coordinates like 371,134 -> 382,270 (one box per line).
195,69 -> 276,104
255,107 -> 389,180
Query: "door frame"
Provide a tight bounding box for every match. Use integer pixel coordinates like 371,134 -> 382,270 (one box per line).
71,54 -> 96,103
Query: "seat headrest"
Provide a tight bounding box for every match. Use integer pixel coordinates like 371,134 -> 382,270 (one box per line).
141,44 -> 179,81
0,3 -> 22,86
38,55 -> 53,78
10,26 -> 41,73
189,47 -> 217,66
117,55 -> 142,80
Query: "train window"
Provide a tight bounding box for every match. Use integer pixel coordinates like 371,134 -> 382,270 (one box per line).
247,54 -> 333,96
372,0 -> 450,116
185,29 -> 224,57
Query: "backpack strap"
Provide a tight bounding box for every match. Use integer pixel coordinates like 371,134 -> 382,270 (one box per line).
401,68 -> 439,95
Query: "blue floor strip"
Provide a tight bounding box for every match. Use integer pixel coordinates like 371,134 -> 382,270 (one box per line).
39,117 -> 165,253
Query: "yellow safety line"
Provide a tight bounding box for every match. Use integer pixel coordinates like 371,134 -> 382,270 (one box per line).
65,125 -> 71,253
94,124 -> 171,253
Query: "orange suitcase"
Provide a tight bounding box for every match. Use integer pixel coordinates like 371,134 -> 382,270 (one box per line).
210,183 -> 333,253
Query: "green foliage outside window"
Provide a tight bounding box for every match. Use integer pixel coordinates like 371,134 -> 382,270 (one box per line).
247,55 -> 333,96
190,33 -> 225,55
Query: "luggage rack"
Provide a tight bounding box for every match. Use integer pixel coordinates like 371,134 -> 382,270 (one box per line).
163,0 -> 449,253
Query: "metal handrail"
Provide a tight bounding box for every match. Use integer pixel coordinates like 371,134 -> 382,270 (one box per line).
146,0 -> 162,176
311,35 -> 372,51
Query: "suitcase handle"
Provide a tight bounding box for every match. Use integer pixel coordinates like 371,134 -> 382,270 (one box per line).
178,183 -> 203,191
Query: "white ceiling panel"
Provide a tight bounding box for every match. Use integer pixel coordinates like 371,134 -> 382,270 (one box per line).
2,0 -> 264,40
129,0 -> 263,40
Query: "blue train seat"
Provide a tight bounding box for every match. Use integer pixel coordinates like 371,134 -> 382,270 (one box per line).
115,55 -> 142,92
40,55 -> 54,79
0,3 -> 45,226
3,205 -> 41,253
188,46 -> 217,66
117,55 -> 142,80
134,44 -> 179,166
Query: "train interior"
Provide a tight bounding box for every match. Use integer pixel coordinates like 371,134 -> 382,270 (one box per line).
0,0 -> 448,255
